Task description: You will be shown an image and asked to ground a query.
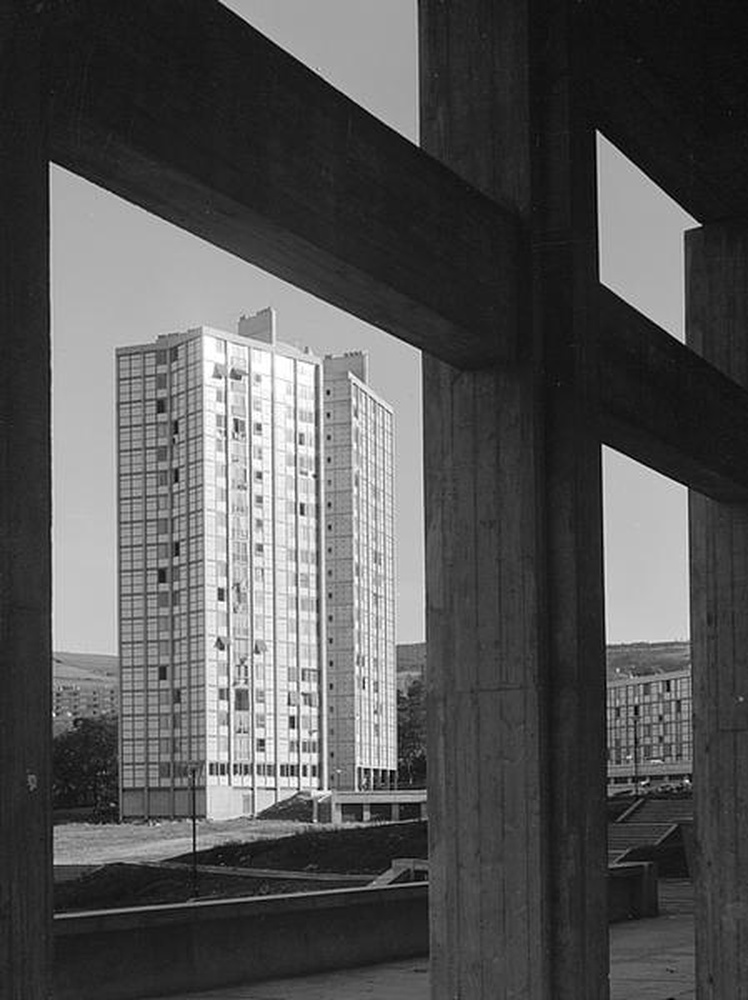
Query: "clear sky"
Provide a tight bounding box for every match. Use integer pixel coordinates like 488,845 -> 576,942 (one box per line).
51,1 -> 694,653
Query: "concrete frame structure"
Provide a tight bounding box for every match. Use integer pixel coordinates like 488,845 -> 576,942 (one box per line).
7,2 -> 748,997
330,789 -> 427,825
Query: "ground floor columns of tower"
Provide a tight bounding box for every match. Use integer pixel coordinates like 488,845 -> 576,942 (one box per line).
687,221 -> 748,998
0,7 -> 53,999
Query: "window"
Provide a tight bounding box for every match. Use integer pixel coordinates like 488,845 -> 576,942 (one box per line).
156,399 -> 166,414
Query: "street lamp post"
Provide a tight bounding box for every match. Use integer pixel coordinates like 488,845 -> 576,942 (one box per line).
188,762 -> 203,898
309,728 -> 319,823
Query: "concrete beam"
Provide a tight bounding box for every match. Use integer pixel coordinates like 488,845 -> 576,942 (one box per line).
0,7 -> 53,999
45,0 -> 520,370
42,2 -> 748,506
597,286 -> 748,502
584,3 -> 748,223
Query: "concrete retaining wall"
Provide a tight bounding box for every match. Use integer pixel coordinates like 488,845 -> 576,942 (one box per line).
54,864 -> 655,998
608,862 -> 658,922
54,883 -> 429,1000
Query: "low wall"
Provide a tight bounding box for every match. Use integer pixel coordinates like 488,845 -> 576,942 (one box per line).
54,883 -> 428,1000
608,861 -> 658,922
54,864 -> 655,998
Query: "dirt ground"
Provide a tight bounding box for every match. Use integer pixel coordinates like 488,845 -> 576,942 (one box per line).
54,817 -> 314,866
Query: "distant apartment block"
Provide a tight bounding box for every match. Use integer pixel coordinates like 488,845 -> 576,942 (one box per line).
391,641 -> 693,793
52,652 -> 118,734
116,310 -> 396,819
396,642 -> 426,692
607,667 -> 693,790
323,354 -> 396,791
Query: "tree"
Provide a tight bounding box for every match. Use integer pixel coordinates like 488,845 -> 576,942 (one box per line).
53,715 -> 118,818
398,678 -> 427,787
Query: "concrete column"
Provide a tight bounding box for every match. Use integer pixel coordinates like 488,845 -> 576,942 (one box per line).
392,802 -> 400,822
362,802 -> 371,822
0,6 -> 52,999
421,3 -> 608,997
687,222 -> 748,998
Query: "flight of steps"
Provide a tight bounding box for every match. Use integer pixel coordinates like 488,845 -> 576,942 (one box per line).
608,796 -> 692,864
627,797 -> 693,825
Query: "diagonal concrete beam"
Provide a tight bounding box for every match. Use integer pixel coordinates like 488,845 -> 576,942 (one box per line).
43,3 -> 748,499
45,0 -> 520,369
584,4 -> 736,223
597,286 -> 748,502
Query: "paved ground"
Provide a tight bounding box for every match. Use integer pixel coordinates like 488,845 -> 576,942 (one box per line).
140,880 -> 695,1000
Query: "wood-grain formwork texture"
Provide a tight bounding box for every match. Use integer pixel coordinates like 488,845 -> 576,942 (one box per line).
687,223 -> 748,1000
419,2 -> 608,996
0,5 -> 52,1000
5,0 -> 748,997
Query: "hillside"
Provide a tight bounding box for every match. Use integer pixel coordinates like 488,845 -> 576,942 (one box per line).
53,652 -> 118,684
606,641 -> 690,680
398,640 -> 691,687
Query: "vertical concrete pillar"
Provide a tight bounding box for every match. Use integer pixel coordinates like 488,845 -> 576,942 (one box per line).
687,222 -> 748,998
420,3 -> 608,997
391,802 -> 400,822
362,802 -> 371,822
0,6 -> 52,999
